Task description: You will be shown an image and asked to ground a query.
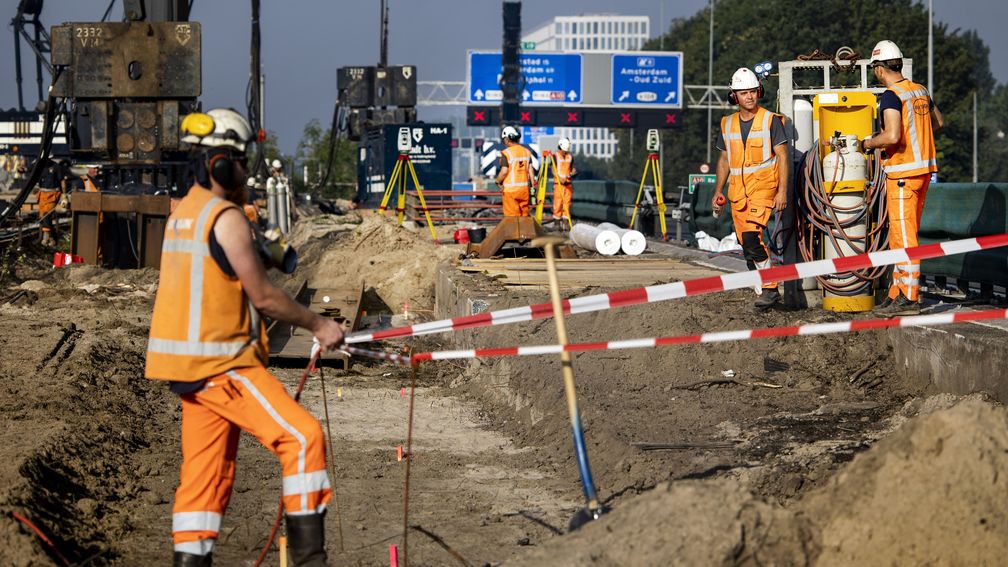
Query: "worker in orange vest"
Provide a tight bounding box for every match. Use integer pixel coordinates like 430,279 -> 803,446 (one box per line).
552,137 -> 577,230
863,40 -> 943,315
36,158 -> 68,246
75,164 -> 101,192
712,67 -> 789,312
495,126 -> 536,217
146,108 -> 344,567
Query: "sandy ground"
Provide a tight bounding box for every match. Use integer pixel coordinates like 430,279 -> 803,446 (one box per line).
0,213 -> 1005,566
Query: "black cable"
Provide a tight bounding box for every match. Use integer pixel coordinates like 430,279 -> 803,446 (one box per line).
0,68 -> 65,228
100,0 -> 116,22
246,0 -> 267,179
313,102 -> 347,193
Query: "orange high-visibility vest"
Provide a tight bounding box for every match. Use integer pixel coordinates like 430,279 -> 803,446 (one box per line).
882,80 -> 937,179
501,144 -> 533,193
145,186 -> 268,382
554,152 -> 573,188
721,106 -> 781,203
80,175 -> 99,192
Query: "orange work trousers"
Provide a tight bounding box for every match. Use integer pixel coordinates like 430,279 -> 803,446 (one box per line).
37,190 -> 60,232
886,174 -> 930,301
502,189 -> 530,217
730,193 -> 777,290
171,366 -> 331,556
552,182 -> 572,221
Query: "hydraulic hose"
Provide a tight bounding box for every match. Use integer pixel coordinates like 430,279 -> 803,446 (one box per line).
796,141 -> 889,296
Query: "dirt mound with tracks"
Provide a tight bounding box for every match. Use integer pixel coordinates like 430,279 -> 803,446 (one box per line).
1,213 -> 1006,565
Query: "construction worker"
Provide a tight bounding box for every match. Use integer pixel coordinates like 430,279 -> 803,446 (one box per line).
863,40 -> 943,315
74,164 -> 101,192
553,137 -> 577,229
712,67 -> 789,311
145,108 -> 344,567
495,126 -> 536,217
36,158 -> 68,246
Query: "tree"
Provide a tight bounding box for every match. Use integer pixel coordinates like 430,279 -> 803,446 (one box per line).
294,119 -> 358,199
623,0 -> 1002,183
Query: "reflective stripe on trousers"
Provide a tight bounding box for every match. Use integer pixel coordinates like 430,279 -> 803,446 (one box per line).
886,175 -> 930,301
171,366 -> 331,549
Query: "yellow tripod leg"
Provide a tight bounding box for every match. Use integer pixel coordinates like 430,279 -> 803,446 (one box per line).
379,157 -> 403,213
535,155 -> 549,224
629,156 -> 650,230
406,159 -> 438,241
652,156 -> 667,240
396,159 -> 407,225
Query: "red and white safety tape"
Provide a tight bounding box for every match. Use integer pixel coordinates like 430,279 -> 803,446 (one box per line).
345,233 -> 1008,344
339,345 -> 412,365
409,308 -> 1007,362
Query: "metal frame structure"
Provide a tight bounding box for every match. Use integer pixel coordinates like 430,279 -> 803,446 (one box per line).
776,58 -> 913,119
11,0 -> 54,111
418,81 -> 733,110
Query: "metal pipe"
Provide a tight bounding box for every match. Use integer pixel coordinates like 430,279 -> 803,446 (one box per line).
973,90 -> 978,183
928,0 -> 934,95
706,0 -> 715,165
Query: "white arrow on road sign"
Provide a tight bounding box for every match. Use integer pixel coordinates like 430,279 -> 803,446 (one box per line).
567,90 -> 577,101
474,89 -> 484,100
618,91 -> 629,102
664,91 -> 674,102
522,90 -> 530,101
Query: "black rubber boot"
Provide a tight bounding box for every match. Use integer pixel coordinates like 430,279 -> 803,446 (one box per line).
173,551 -> 212,567
286,512 -> 328,567
754,288 -> 780,312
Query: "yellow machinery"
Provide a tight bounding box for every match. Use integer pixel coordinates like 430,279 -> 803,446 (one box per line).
809,91 -> 880,312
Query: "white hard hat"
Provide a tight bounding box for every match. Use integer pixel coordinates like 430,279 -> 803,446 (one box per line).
730,67 -> 760,91
271,159 -> 282,170
180,108 -> 254,152
558,137 -> 571,152
501,125 -> 520,141
870,40 -> 903,64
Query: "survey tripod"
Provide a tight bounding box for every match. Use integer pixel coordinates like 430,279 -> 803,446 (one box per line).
629,152 -> 668,241
378,153 -> 438,241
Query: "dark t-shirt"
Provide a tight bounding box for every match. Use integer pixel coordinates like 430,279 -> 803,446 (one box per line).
38,161 -> 67,189
715,112 -> 788,153
879,79 -> 934,130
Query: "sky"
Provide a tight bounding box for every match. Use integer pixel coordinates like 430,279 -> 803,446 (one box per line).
3,0 -> 1006,154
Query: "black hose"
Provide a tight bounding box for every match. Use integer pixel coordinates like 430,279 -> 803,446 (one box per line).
0,70 -> 64,228
796,140 -> 889,296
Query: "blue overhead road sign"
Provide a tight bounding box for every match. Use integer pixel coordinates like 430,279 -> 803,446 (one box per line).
468,51 -> 583,105
611,52 -> 683,108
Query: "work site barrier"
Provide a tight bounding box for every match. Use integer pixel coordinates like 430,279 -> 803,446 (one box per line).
569,180 -> 645,229
918,183 -> 1008,291
345,233 -> 1008,344
405,189 -> 556,224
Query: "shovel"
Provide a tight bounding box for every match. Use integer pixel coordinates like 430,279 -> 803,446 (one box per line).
531,236 -> 607,531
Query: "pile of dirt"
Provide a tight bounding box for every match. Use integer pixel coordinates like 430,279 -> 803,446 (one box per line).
311,214 -> 459,312
802,395 -> 1008,564
504,396 -> 1008,565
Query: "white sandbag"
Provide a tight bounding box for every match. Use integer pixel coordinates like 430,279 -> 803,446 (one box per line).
717,232 -> 742,252
570,223 -> 621,256
694,231 -> 719,252
597,222 -> 647,255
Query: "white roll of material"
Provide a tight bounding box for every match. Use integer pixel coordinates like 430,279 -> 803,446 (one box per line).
597,222 -> 647,256
570,223 -> 621,256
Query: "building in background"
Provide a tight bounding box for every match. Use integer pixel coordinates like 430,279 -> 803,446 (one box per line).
522,14 -> 650,159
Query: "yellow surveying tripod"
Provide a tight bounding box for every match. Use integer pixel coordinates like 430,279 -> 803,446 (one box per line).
629,130 -> 668,240
534,151 -> 555,227
378,153 -> 438,241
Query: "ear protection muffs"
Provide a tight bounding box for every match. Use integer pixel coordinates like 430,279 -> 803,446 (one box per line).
728,83 -> 765,105
208,152 -> 236,188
